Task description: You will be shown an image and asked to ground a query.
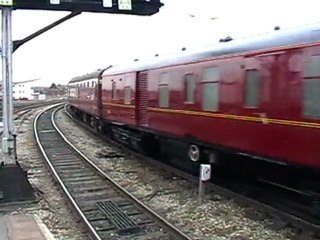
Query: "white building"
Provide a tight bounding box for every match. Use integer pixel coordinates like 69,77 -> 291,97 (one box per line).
13,78 -> 42,100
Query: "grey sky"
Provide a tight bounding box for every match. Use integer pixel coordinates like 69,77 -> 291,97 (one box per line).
6,0 -> 320,86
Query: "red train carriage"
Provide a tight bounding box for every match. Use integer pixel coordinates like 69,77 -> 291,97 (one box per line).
98,23 -> 320,171
101,72 -> 137,126
68,23 -> 320,173
68,70 -> 104,126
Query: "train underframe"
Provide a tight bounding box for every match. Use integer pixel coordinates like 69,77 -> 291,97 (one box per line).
69,105 -> 320,215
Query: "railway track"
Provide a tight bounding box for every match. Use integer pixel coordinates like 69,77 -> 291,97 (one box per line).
34,104 -> 191,240
0,100 -> 63,136
0,99 -> 64,120
64,105 -> 320,238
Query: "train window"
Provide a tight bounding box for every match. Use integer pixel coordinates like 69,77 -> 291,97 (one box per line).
203,66 -> 219,81
185,74 -> 196,103
245,69 -> 260,108
159,73 -> 169,108
303,55 -> 320,119
87,82 -> 90,88
112,81 -> 117,100
202,67 -> 219,111
124,86 -> 131,104
124,77 -> 132,104
304,55 -> 320,78
303,80 -> 320,119
159,86 -> 169,108
202,83 -> 219,111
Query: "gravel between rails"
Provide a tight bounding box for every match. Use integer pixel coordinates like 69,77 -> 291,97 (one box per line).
13,108 -> 88,240
56,108 -> 299,240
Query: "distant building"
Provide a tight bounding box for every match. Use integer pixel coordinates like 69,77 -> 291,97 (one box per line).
13,78 -> 42,100
46,84 -> 68,99
0,79 -> 68,101
31,86 -> 48,100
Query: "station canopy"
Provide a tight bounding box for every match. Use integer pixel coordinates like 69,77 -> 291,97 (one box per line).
0,0 -> 163,15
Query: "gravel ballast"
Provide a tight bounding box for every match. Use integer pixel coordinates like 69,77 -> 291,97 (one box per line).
13,108 -> 88,240
55,109 -> 298,240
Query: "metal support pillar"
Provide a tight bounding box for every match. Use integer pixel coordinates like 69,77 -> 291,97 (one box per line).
0,7 -> 34,203
1,7 -> 14,165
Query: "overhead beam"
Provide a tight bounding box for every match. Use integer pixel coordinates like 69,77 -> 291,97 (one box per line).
11,0 -> 163,16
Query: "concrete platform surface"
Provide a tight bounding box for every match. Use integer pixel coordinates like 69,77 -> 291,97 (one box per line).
0,214 -> 55,240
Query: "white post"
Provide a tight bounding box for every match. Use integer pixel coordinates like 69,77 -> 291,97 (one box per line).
1,7 -> 14,164
198,164 -> 211,203
198,177 -> 205,203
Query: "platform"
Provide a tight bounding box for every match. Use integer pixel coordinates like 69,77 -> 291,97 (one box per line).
0,214 -> 55,240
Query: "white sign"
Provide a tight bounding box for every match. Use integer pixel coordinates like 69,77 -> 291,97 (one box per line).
118,0 -> 132,10
103,0 -> 113,8
50,0 -> 60,5
0,0 -> 13,6
200,164 -> 211,181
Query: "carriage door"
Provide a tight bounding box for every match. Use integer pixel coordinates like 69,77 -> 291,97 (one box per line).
135,71 -> 149,126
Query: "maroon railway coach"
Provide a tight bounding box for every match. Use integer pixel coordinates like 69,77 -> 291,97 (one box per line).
68,69 -> 111,126
68,71 -> 100,116
69,23 -> 320,171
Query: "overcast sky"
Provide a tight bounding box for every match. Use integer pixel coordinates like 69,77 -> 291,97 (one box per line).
4,0 -> 320,86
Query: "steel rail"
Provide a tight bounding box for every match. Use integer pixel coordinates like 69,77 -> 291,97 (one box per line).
35,104 -> 191,240
34,103 -> 102,240
53,105 -> 192,240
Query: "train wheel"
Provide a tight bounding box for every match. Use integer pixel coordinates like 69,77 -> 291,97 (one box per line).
90,117 -> 94,128
96,121 -> 103,133
188,144 -> 200,162
82,114 -> 87,124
